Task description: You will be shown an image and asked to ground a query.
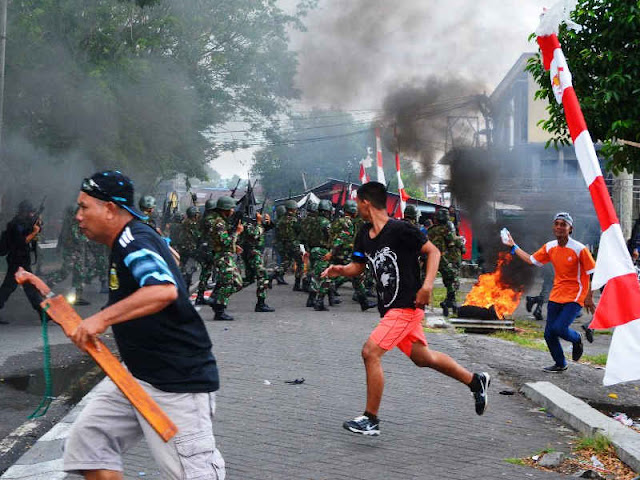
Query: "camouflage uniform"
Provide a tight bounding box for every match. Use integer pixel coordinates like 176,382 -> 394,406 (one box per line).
308,201 -> 333,310
201,211 -> 243,307
275,209 -> 303,284
429,209 -> 465,315
240,219 -> 272,304
298,207 -> 317,291
174,215 -> 201,287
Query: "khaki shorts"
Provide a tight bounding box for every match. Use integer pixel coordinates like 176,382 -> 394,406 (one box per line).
63,377 -> 225,479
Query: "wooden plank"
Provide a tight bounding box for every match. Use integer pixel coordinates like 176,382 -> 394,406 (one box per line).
42,295 -> 178,442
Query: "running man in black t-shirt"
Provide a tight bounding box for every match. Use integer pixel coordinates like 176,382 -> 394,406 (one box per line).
322,182 -> 490,436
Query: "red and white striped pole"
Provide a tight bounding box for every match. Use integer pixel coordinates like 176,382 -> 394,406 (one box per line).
537,25 -> 640,385
375,127 -> 386,185
395,151 -> 410,217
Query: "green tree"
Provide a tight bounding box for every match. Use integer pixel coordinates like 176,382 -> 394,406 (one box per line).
3,0 -> 313,195
526,1 -> 640,174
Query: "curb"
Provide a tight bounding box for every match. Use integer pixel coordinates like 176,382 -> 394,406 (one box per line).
521,381 -> 640,473
0,381 -> 101,479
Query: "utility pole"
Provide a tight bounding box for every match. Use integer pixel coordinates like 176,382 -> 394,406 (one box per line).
0,0 -> 7,162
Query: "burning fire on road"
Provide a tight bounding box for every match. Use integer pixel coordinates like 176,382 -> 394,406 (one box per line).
460,252 -> 523,320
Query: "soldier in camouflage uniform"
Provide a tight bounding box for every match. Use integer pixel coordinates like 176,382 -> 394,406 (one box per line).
87,241 -> 109,294
428,208 -> 465,316
139,195 -> 161,233
174,206 -> 201,288
195,199 -> 218,306
403,204 -> 419,226
240,212 -> 276,313
306,200 -> 333,311
201,196 -> 244,320
275,200 -> 303,290
326,200 -> 376,311
352,209 -> 376,299
298,201 -> 318,293
47,206 -> 93,305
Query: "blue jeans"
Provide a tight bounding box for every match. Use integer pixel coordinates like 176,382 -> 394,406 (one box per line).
545,301 -> 582,367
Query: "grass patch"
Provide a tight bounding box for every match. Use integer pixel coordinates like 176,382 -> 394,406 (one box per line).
581,353 -> 607,366
504,458 -> 525,465
575,434 -> 611,454
423,327 -> 445,334
492,331 -> 548,352
431,286 -> 448,306
535,446 -> 556,455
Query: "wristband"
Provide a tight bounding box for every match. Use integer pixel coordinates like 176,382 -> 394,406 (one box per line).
510,245 -> 518,255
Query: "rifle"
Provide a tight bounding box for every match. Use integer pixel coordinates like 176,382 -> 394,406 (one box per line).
30,196 -> 46,264
230,179 -> 241,198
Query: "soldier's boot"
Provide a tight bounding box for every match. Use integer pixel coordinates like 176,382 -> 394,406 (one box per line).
301,277 -> 310,292
195,291 -> 214,306
74,289 -> 91,306
314,296 -> 329,311
328,289 -> 341,306
213,304 -> 234,321
366,289 -> 376,298
533,303 -> 544,321
99,280 -> 109,294
276,274 -> 288,285
306,292 -> 316,308
440,301 -> 449,317
357,293 -> 377,312
267,272 -> 275,289
255,298 -> 275,313
293,277 -> 302,292
446,292 -> 458,316
352,292 -> 359,302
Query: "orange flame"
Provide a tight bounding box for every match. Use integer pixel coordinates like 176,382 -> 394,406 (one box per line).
463,252 -> 523,319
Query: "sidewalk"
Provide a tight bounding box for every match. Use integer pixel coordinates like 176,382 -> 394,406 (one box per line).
4,279 -> 579,479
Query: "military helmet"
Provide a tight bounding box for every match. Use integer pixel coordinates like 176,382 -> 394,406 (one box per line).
344,200 -> 357,214
276,205 -> 286,217
216,196 -> 236,211
139,195 -> 156,210
17,200 -> 34,214
186,206 -> 199,219
435,208 -> 449,224
306,201 -> 318,213
205,198 -> 217,211
404,204 -> 418,219
285,199 -> 298,210
318,199 -> 332,212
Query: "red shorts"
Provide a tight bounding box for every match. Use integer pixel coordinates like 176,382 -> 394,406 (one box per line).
369,308 -> 427,356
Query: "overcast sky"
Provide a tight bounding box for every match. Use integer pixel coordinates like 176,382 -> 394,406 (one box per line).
212,0 -> 551,178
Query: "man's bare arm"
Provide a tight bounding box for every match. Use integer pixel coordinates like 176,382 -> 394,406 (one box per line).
71,284 -> 178,351
322,262 -> 365,279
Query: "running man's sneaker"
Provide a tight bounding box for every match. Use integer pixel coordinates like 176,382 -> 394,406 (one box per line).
542,364 -> 568,373
572,335 -> 584,362
472,372 -> 491,415
581,323 -> 594,343
343,415 -> 380,436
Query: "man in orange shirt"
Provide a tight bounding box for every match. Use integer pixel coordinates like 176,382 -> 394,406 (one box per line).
505,212 -> 596,372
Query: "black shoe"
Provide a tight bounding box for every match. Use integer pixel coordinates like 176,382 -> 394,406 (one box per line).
357,294 -> 376,311
328,291 -> 341,306
440,301 -> 449,317
572,335 -> 584,362
293,278 -> 302,291
542,364 -> 568,373
525,296 -> 535,313
301,277 -> 310,292
314,298 -> 328,311
306,292 -> 316,308
533,304 -> 544,321
343,415 -> 380,436
581,324 -> 594,343
472,372 -> 491,416
195,293 -> 207,305
255,300 -> 275,312
213,305 -> 234,321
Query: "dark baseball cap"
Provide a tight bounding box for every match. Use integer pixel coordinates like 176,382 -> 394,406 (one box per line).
80,170 -> 148,221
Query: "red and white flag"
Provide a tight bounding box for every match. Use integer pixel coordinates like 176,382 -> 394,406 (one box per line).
359,147 -> 372,184
395,152 -> 410,216
375,128 -> 386,185
537,5 -> 640,385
